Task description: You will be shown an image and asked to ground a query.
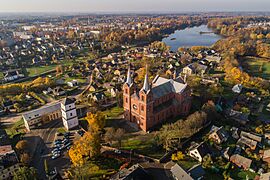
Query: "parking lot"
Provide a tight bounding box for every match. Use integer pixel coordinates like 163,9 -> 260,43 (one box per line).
25,120 -> 82,179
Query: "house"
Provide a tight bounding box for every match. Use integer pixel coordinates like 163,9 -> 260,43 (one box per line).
3,70 -> 24,82
187,164 -> 205,180
111,164 -> 151,180
266,103 -> 270,112
230,154 -> 252,170
67,80 -> 78,87
208,125 -> 229,144
188,142 -> 210,162
110,87 -> 120,97
240,131 -> 262,143
0,145 -> 20,180
170,163 -> 193,180
182,63 -> 208,76
237,136 -> 257,151
262,149 -> 270,164
232,84 -> 243,94
2,100 -> 13,110
43,87 -> 53,95
0,130 -> 11,146
53,87 -> 66,96
225,109 -> 249,125
89,84 -> 99,92
260,172 -> 270,180
90,92 -> 106,102
222,147 -> 233,160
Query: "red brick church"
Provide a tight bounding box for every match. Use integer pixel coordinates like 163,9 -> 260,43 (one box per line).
123,67 -> 192,132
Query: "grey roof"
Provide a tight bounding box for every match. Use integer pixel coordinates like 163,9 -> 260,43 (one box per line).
170,163 -> 193,180
125,67 -> 133,86
141,73 -> 150,93
22,103 -> 61,121
62,97 -> 76,105
151,76 -> 187,99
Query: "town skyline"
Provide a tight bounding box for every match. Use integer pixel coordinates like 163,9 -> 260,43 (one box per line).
1,0 -> 270,13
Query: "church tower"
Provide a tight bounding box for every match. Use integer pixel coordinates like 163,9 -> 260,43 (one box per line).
123,66 -> 134,122
139,67 -> 154,131
61,97 -> 79,130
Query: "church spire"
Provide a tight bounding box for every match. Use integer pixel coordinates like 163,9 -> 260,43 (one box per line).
125,66 -> 132,86
142,65 -> 150,92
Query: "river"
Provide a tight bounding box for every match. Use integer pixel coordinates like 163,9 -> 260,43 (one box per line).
162,25 -> 222,51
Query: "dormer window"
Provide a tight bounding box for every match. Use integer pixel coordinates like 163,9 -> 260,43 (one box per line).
141,96 -> 144,102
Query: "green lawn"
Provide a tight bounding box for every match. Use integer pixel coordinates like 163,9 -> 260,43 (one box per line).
27,64 -> 57,77
26,60 -> 74,77
117,133 -> 165,159
0,72 -> 3,79
69,157 -> 122,179
177,156 -> 198,170
4,118 -> 25,137
102,106 -> 124,118
242,56 -> 270,80
230,167 -> 257,180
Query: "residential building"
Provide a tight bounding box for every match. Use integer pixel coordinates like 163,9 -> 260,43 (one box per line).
170,163 -> 193,180
230,154 -> 252,170
188,142 -> 210,162
208,125 -> 229,144
182,63 -> 208,76
123,67 -> 192,132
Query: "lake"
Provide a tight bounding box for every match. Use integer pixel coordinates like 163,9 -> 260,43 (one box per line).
162,25 -> 222,51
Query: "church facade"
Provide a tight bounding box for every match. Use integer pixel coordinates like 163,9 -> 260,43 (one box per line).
123,68 -> 192,132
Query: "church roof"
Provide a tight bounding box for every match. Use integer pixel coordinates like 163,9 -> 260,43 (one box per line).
151,76 -> 187,99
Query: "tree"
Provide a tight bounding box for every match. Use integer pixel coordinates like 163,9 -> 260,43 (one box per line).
20,153 -> 30,165
202,154 -> 213,168
171,151 -> 185,161
104,127 -> 115,145
13,167 -> 37,180
114,128 -> 125,148
16,140 -> 28,153
69,132 -> 101,166
85,112 -> 105,133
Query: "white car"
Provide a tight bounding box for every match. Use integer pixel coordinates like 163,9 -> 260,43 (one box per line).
114,150 -> 121,154
51,153 -> 60,160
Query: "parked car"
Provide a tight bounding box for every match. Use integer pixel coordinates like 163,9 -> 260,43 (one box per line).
51,153 -> 60,160
114,150 -> 121,154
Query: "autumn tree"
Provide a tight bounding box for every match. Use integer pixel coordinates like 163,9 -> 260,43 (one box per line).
20,153 -> 31,165
13,167 -> 37,180
85,112 -> 105,133
16,140 -> 29,153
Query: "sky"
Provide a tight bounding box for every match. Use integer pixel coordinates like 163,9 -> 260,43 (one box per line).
0,0 -> 269,13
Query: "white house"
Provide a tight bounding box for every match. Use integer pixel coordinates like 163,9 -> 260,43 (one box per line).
188,142 -> 210,162
61,98 -> 79,130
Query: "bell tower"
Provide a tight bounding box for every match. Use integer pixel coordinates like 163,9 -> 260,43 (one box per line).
139,67 -> 154,131
123,66 -> 134,121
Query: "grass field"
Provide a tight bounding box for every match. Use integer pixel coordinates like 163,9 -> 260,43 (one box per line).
0,72 -> 3,79
117,133 -> 165,159
26,60 -> 74,77
242,56 -> 270,79
102,106 -> 124,118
